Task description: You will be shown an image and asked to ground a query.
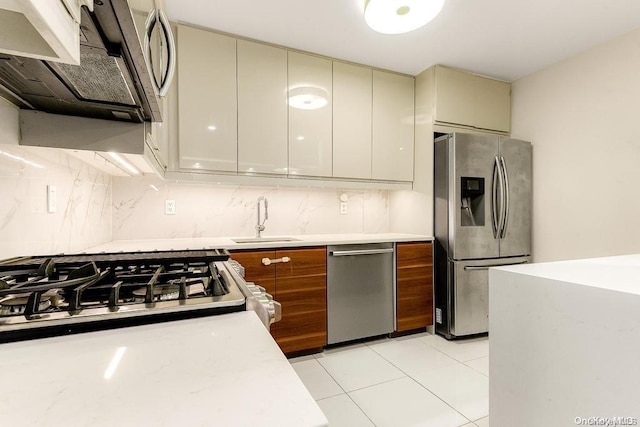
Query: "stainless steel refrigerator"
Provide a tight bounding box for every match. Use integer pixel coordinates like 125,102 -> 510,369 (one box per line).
434,132 -> 532,339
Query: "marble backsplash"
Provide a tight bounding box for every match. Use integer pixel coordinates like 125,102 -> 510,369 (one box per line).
0,144 -> 112,259
112,176 -> 390,240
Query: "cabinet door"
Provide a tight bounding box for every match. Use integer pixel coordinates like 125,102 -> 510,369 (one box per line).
372,70 -> 415,182
177,25 -> 237,172
275,247 -> 327,354
288,52 -> 332,177
396,242 -> 433,332
434,66 -> 476,127
237,40 -> 288,175
475,76 -> 511,133
333,62 -> 372,179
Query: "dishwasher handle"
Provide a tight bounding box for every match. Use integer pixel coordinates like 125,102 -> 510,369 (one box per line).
329,248 -> 394,257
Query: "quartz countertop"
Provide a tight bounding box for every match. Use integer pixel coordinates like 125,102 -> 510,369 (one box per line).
494,253 -> 640,295
0,312 -> 328,427
489,254 -> 640,425
83,233 -> 433,253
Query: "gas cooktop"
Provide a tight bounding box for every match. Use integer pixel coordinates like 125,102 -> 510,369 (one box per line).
0,249 -> 248,342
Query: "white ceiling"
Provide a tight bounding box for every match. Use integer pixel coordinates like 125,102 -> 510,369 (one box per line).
164,0 -> 640,81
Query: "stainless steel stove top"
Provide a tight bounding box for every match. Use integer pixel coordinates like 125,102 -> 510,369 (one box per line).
0,249 -> 249,342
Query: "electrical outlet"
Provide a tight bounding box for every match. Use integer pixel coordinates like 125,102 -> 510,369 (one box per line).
47,185 -> 57,213
165,199 -> 176,215
340,201 -> 348,215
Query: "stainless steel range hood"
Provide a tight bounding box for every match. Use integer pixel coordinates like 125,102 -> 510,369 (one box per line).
20,109 -> 164,176
0,0 -> 161,123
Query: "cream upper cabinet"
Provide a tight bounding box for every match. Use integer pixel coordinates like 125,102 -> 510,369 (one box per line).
288,52 -> 332,177
237,40 -> 288,175
372,70 -> 415,182
177,25 -> 237,172
433,65 -> 511,133
474,76 -> 511,132
434,66 -> 475,127
333,62 -> 372,180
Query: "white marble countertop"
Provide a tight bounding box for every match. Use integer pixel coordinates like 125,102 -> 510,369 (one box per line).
0,312 -> 327,427
84,233 -> 433,253
489,253 -> 640,424
495,253 -> 640,295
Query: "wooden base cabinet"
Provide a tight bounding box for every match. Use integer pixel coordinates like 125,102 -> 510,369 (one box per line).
396,242 -> 433,333
230,247 -> 327,355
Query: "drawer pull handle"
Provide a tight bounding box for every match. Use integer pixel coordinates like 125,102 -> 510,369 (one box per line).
261,256 -> 291,266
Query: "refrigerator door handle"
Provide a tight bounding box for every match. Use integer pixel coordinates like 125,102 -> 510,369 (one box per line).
499,156 -> 510,239
464,260 -> 528,271
491,156 -> 501,239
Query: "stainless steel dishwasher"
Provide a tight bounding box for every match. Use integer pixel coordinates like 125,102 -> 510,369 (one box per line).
327,243 -> 395,345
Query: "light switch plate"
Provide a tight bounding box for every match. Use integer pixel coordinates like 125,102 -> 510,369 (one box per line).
165,199 -> 176,215
47,185 -> 57,213
340,201 -> 348,215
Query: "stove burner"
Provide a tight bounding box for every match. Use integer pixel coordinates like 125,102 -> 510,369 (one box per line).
0,294 -> 51,315
132,285 -> 180,302
131,279 -> 207,302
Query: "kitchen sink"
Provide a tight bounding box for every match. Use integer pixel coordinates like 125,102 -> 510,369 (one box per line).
231,237 -> 301,244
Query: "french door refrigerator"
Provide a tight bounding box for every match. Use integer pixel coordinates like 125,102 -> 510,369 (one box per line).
434,133 -> 532,339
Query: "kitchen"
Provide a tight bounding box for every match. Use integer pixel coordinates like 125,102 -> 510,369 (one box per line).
1,0 -> 640,426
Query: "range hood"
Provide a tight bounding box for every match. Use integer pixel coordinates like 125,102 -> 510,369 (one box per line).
0,0 -> 161,123
20,109 -> 163,176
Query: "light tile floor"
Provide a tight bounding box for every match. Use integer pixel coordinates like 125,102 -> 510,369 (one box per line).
290,332 -> 490,427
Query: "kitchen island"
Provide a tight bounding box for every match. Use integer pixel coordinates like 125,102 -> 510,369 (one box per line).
0,311 -> 328,427
489,254 -> 640,426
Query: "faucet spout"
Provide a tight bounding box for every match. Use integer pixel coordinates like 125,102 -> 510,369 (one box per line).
256,196 -> 268,238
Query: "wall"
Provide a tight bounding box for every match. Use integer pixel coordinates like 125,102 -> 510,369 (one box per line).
511,27 -> 640,262
0,99 -> 112,259
112,176 -> 389,240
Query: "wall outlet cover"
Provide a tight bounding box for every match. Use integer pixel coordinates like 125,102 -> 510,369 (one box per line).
47,185 -> 57,213
165,199 -> 176,215
340,201 -> 348,215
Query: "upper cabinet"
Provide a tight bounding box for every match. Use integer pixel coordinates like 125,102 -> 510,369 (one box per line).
171,24 -> 416,185
288,52 -> 332,177
237,40 -> 288,175
433,65 -> 511,134
177,25 -> 237,172
333,62 -> 372,180
372,70 -> 415,182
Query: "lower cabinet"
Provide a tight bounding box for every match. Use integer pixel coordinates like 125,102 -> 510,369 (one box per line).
396,242 -> 434,332
230,247 -> 327,355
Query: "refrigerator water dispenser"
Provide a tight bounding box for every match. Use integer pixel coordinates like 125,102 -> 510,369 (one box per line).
461,177 -> 485,226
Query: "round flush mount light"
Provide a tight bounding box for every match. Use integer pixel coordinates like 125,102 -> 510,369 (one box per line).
288,87 -> 329,110
364,0 -> 445,35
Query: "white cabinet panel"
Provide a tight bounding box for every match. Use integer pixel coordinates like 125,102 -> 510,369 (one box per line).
237,40 -> 288,175
372,71 -> 414,182
433,65 -> 511,134
434,66 -> 475,127
333,62 -> 372,180
177,25 -> 237,172
475,76 -> 511,133
288,52 -> 332,177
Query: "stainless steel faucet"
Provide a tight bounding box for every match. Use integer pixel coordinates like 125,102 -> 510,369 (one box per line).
255,196 -> 269,238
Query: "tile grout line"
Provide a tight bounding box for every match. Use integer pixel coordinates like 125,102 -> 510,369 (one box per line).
365,339 -> 476,425
311,357 -> 379,426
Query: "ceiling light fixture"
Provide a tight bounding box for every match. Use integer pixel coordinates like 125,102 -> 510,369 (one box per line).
288,86 -> 328,110
364,0 -> 445,35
